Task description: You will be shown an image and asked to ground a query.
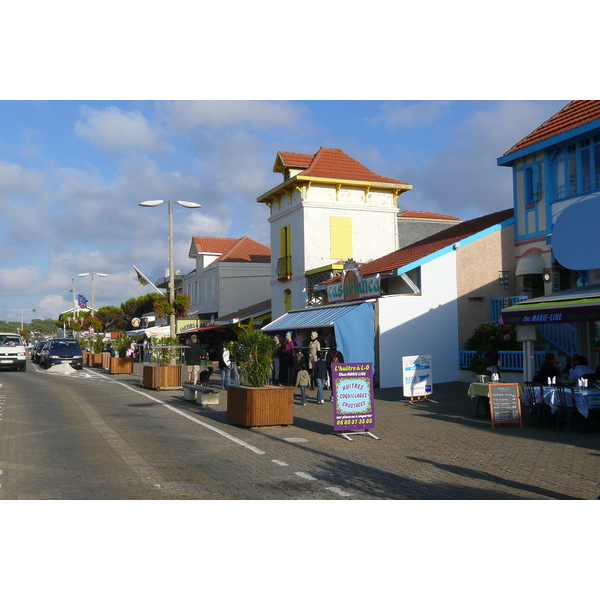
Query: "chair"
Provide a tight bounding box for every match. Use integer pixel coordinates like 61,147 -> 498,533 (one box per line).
552,384 -> 577,431
523,381 -> 548,426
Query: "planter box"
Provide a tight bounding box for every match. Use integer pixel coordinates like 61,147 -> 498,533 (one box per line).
102,352 -> 111,369
109,357 -> 134,374
226,385 -> 294,427
90,353 -> 104,367
142,365 -> 182,390
82,351 -> 90,364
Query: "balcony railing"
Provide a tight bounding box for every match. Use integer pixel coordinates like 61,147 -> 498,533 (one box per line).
276,256 -> 292,280
459,350 -> 546,372
490,296 -> 528,324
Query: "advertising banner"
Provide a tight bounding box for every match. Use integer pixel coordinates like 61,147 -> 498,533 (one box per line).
402,355 -> 433,398
332,362 -> 375,432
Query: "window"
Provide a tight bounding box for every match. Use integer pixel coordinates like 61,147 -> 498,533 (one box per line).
554,137 -> 600,200
525,164 -> 541,204
330,216 -> 353,259
278,225 -> 291,278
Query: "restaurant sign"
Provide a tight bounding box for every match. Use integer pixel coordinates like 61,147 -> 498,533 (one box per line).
326,260 -> 381,304
502,302 -> 600,325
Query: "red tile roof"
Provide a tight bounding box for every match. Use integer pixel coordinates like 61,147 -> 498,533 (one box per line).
217,236 -> 270,264
278,152 -> 313,169
277,147 -> 409,185
397,210 -> 460,221
503,100 -> 600,156
359,208 -> 514,277
191,236 -> 270,264
191,237 -> 239,255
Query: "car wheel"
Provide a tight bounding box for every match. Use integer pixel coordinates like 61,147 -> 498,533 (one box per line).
20,364 -> 26,371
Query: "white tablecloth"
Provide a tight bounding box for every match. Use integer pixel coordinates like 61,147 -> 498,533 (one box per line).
525,386 -> 600,418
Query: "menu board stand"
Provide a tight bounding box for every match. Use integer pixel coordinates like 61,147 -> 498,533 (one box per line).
488,383 -> 522,429
337,430 -> 380,442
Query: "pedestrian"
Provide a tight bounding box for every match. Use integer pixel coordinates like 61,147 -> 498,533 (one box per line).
295,363 -> 311,405
308,331 -> 320,389
484,346 -> 501,380
280,331 -> 295,385
229,341 -> 240,386
185,334 -> 203,385
313,351 -> 328,404
219,344 -> 232,389
326,342 -> 344,380
272,335 -> 282,385
142,337 -> 151,363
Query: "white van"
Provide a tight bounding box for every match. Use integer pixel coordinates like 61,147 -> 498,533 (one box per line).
0,332 -> 27,371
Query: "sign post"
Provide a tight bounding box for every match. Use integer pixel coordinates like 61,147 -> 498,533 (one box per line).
332,362 -> 379,442
402,355 -> 437,404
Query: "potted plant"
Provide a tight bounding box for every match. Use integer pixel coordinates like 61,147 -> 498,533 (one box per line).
142,336 -> 182,390
109,335 -> 135,374
226,329 -> 294,427
89,333 -> 105,367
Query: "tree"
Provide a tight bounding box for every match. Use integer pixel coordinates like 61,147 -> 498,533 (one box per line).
96,305 -> 128,332
121,293 -> 163,323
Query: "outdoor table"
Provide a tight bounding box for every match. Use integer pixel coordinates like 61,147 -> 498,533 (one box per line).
522,386 -> 600,419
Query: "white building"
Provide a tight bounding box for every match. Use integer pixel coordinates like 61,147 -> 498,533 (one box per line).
182,236 -> 271,321
257,148 -> 412,319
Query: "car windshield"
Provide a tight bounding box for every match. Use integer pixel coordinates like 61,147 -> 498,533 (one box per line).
52,340 -> 81,349
0,335 -> 21,346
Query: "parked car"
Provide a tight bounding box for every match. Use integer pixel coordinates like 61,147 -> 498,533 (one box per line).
0,332 -> 27,371
31,340 -> 48,364
39,338 -> 84,370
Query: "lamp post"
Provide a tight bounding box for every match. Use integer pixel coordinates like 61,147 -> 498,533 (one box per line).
139,200 -> 201,339
77,272 -> 108,317
20,302 -> 36,334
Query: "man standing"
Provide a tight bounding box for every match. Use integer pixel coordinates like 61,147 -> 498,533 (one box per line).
185,334 -> 203,385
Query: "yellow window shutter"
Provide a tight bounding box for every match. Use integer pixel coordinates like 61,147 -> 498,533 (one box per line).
330,217 -> 352,259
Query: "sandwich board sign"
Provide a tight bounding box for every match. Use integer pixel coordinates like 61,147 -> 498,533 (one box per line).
331,362 -> 379,442
402,355 -> 435,403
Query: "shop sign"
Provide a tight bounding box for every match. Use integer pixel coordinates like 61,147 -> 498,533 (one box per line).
332,362 -> 376,432
177,319 -> 202,334
326,262 -> 381,303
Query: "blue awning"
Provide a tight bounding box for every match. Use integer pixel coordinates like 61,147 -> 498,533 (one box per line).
262,302 -> 375,365
262,303 -> 365,331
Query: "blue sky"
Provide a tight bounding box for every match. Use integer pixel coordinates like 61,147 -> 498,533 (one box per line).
0,99 -> 569,322
0,4 -> 587,324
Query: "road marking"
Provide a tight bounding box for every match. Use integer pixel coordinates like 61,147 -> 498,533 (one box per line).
325,486 -> 352,497
295,472 -> 318,481
272,459 -> 289,466
84,370 -> 266,455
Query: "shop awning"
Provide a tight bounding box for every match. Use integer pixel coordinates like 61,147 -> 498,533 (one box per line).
262,302 -> 366,331
262,301 -> 375,365
515,254 -> 545,276
501,285 -> 600,325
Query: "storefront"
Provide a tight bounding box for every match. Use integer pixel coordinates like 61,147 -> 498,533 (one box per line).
261,300 -> 376,367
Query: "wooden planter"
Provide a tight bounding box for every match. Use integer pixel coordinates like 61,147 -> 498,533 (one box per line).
109,357 -> 134,374
102,352 -> 111,369
142,365 -> 182,390
82,351 -> 90,364
226,385 -> 294,427
90,353 -> 104,367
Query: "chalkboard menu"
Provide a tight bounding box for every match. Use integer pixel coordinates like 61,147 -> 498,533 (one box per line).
488,383 -> 522,429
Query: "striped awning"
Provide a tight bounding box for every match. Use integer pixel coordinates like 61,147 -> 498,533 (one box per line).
501,285 -> 600,325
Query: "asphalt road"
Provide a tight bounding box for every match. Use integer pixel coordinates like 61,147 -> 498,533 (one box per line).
2,361 -> 600,500
0,363 -> 365,500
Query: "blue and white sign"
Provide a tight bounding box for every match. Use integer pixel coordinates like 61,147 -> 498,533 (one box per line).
402,355 -> 433,398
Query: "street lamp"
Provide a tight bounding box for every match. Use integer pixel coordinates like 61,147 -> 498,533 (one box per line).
77,272 -> 108,316
139,199 -> 202,339
20,302 -> 36,333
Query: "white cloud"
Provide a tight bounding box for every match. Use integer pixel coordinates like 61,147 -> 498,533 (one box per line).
75,106 -> 169,153
164,100 -> 305,131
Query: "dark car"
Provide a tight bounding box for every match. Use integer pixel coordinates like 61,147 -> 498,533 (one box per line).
31,341 -> 48,364
40,338 -> 84,370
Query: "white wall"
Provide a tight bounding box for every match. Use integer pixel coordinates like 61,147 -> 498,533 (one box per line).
378,251 -> 460,388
